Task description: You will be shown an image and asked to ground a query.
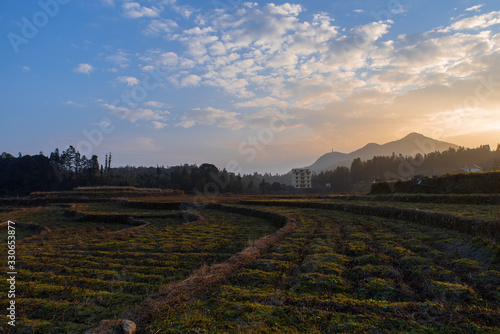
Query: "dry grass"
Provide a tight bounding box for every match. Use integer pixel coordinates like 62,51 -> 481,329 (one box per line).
4,191 -> 499,333
1,203 -> 281,333
239,200 -> 500,242
147,205 -> 499,333
100,205 -> 299,332
29,187 -> 185,200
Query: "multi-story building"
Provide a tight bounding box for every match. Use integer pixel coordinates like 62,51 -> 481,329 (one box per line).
292,168 -> 312,188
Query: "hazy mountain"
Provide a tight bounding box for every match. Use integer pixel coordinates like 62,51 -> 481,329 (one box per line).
307,133 -> 460,172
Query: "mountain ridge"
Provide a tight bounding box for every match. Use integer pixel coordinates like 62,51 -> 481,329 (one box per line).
306,133 -> 460,172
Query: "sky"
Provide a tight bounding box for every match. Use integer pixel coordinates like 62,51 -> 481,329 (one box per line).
1,0 -> 499,174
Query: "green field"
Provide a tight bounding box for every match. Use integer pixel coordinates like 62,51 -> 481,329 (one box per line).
1,194 -> 499,333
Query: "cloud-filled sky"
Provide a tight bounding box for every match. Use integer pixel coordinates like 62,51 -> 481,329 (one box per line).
1,0 -> 499,173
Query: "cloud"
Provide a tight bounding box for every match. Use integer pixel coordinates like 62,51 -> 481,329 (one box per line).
102,103 -> 168,123
131,3 -> 500,145
146,4 -> 386,103
390,3 -> 406,15
139,50 -> 179,69
73,63 -> 94,74
168,1 -> 194,19
151,121 -> 167,129
176,107 -> 242,129
296,68 -> 500,147
236,97 -> 288,108
451,11 -> 500,30
20,65 -> 31,72
176,31 -> 218,58
122,2 -> 161,19
102,101 -> 170,130
267,3 -> 302,16
465,4 -> 483,12
106,50 -> 131,70
240,108 -> 298,130
144,101 -> 165,108
493,32 -> 500,45
117,76 -> 139,87
144,18 -> 178,35
184,26 -> 215,35
94,119 -> 112,128
215,3 -> 303,52
64,100 -> 86,107
268,51 -> 298,68
181,74 -> 201,87
386,30 -> 495,86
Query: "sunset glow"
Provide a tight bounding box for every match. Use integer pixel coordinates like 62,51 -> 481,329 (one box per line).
1,0 -> 499,173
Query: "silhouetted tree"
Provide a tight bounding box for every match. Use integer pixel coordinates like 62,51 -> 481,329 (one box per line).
350,157 -> 363,183
270,182 -> 282,192
259,178 -> 271,194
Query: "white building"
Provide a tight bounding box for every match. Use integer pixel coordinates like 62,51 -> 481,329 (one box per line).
462,165 -> 483,173
292,168 -> 312,188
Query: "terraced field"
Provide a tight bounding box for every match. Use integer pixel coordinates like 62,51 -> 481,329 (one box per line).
241,195 -> 500,220
0,206 -> 279,333
1,193 -> 499,333
148,205 -> 500,333
70,202 -> 180,215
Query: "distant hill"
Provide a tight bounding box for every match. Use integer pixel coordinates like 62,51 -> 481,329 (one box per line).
307,133 -> 460,172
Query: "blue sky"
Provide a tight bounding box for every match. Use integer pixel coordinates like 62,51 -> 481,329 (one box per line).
1,0 -> 499,173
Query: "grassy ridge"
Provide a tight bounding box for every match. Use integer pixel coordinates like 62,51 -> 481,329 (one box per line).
239,200 -> 500,241
239,196 -> 500,220
371,172 -> 500,194
29,186 -> 185,199
342,194 -> 500,205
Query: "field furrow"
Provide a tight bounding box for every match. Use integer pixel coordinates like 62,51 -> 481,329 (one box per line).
1,196 -> 499,333
0,207 -> 278,333
148,206 -> 500,333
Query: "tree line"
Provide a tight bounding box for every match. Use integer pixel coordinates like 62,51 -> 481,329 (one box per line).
1,144 -> 499,197
0,146 -> 110,196
0,146 -> 284,196
313,144 -> 500,192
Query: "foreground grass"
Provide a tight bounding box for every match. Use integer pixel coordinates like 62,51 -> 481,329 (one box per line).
0,207 -> 277,333
1,196 -> 499,333
148,207 -> 500,333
